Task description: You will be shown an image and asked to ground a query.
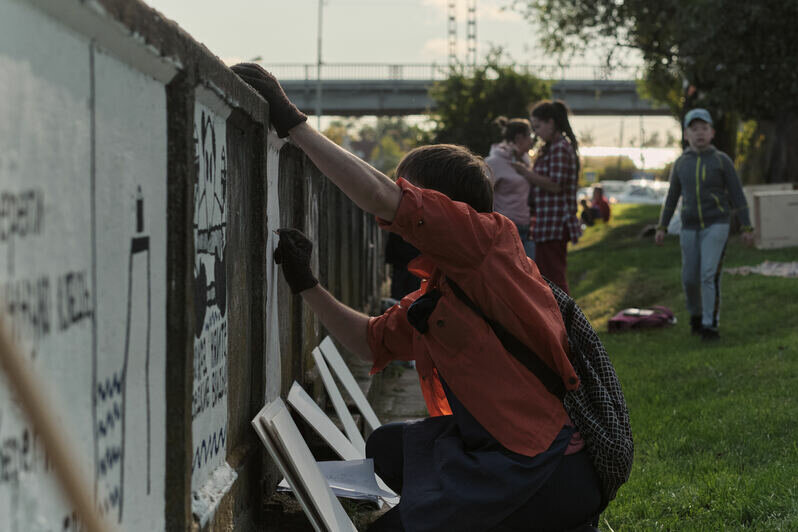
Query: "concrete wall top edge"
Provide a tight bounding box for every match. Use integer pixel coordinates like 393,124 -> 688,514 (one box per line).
27,0 -> 270,124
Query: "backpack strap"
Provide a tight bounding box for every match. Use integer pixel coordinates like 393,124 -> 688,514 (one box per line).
447,279 -> 566,400
564,298 -> 576,335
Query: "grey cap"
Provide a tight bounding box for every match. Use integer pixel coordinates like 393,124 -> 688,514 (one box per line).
684,108 -> 713,128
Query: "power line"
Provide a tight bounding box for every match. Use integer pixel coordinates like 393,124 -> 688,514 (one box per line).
448,0 -> 457,66
466,0 -> 477,66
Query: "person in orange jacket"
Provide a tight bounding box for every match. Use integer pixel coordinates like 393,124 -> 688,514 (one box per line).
233,64 -> 602,532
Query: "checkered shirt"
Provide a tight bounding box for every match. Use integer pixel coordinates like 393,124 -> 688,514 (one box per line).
531,136 -> 582,243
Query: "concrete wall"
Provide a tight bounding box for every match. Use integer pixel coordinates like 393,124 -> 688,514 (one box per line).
0,1 -> 386,530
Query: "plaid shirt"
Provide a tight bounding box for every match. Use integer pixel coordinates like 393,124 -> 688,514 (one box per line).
531,136 -> 582,243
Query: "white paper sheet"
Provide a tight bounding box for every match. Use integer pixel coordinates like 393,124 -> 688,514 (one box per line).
278,459 -> 396,503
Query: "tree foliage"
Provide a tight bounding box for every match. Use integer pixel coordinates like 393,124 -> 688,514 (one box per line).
429,49 -> 551,156
513,0 -> 798,181
323,117 -> 431,174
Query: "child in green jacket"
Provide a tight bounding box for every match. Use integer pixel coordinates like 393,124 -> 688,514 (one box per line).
655,108 -> 754,340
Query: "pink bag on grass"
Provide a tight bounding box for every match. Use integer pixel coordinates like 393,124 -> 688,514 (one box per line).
608,306 -> 676,332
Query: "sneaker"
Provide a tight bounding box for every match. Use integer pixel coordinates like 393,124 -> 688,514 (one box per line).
690,316 -> 702,335
700,327 -> 720,341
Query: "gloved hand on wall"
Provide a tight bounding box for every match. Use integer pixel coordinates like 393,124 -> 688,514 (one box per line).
274,228 -> 318,294
231,63 -> 307,138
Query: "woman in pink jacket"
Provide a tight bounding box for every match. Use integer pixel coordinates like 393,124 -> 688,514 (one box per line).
485,117 -> 537,258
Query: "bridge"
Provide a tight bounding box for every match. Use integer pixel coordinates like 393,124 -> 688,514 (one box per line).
264,63 -> 671,117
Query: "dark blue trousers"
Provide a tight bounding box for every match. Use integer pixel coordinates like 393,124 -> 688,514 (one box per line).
366,422 -> 602,532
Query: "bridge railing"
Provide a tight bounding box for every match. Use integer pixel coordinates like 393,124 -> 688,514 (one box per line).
259,62 -> 642,81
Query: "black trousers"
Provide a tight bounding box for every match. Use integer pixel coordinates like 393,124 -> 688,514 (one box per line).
366,423 -> 602,532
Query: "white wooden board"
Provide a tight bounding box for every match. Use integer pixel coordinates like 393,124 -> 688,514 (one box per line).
312,347 -> 367,455
251,398 -> 357,532
287,382 -> 399,507
319,337 -> 381,432
287,381 -> 363,461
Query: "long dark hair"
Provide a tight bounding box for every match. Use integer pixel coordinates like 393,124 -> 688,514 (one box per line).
531,100 -> 580,172
493,116 -> 532,143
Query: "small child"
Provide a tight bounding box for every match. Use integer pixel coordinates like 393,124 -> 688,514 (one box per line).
655,108 -> 754,340
580,186 -> 610,227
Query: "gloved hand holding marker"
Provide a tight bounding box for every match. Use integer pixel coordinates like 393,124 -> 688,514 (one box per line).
273,228 -> 318,294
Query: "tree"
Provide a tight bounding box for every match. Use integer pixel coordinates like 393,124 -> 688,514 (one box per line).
323,119 -> 356,146
579,129 -> 596,147
369,136 -> 404,175
429,49 -> 551,156
513,0 -> 798,183
323,117 -> 432,174
583,155 -> 638,182
641,131 -> 661,148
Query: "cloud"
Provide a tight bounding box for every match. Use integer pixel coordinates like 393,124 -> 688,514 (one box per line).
420,0 -> 448,14
480,3 -> 523,22
422,0 -> 522,21
221,56 -> 245,66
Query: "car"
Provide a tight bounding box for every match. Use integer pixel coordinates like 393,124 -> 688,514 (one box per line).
613,183 -> 666,205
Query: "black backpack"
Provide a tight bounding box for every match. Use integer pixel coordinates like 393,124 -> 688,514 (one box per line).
448,278 -> 634,504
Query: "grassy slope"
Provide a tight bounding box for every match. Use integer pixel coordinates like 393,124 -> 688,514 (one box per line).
569,205 -> 798,531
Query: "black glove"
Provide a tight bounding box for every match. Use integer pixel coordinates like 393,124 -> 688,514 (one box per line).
231,63 -> 307,138
274,228 -> 318,294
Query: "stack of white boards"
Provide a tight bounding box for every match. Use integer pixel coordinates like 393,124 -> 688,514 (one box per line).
252,337 -> 401,530
252,398 -> 358,532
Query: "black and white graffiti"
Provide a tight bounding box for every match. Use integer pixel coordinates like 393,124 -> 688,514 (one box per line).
191,103 -> 230,491
94,186 -> 152,522
1,29 -> 168,530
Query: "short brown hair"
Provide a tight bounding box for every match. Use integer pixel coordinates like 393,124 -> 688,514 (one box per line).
395,144 -> 493,213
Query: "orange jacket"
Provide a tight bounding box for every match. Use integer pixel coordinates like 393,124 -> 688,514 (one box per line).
368,179 -> 579,458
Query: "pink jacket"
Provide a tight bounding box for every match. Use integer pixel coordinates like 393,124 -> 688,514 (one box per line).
485,142 -> 532,225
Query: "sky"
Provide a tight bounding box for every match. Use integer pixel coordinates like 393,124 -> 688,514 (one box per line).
142,0 -> 681,164
142,0 -> 597,65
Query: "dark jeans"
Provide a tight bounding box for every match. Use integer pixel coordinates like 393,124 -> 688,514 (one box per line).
366,423 -> 602,532
535,238 -> 569,295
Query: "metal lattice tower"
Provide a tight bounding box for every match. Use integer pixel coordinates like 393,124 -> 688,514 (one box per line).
466,0 -> 477,67
448,0 -> 458,66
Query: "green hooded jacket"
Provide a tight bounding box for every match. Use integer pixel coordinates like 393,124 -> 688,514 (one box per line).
658,145 -> 751,230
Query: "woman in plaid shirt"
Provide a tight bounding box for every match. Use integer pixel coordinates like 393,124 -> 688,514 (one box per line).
512,100 -> 582,294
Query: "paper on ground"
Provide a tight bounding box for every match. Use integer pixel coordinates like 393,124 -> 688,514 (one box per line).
278,459 -> 397,503
287,381 -> 398,507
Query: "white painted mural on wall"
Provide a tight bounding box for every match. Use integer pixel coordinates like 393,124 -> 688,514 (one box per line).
191,95 -> 230,495
0,1 -> 167,530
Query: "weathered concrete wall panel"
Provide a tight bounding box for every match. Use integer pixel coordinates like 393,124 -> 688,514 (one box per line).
92,45 -> 169,529
0,1 -> 169,530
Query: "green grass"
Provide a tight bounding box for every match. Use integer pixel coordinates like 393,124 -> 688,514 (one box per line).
569,205 -> 798,531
